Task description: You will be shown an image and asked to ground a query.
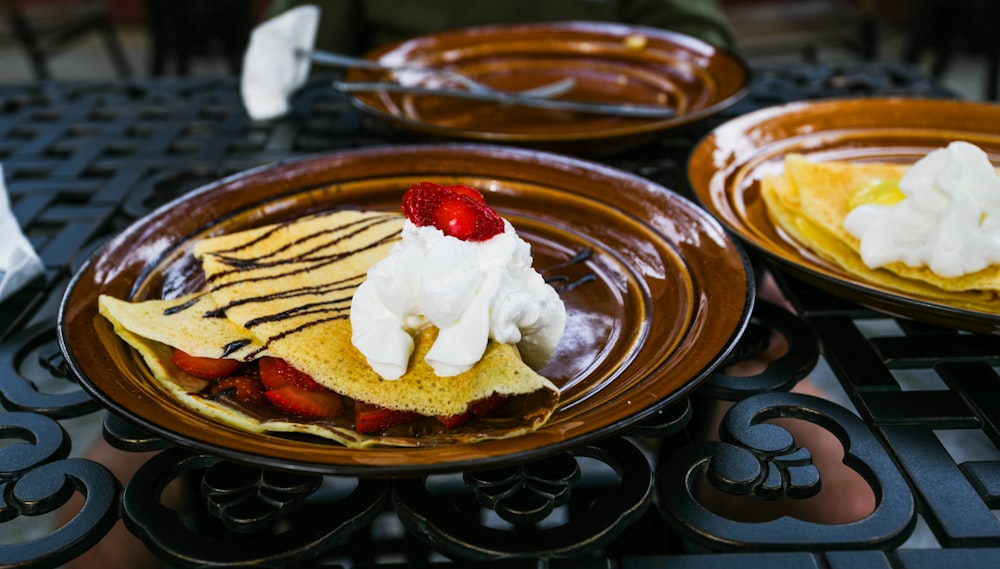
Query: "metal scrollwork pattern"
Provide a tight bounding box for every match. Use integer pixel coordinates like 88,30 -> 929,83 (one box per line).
392,436 -> 653,560
700,301 -> 820,401
201,461 -> 324,534
625,396 -> 692,438
120,448 -> 388,568
0,323 -> 97,418
0,412 -> 120,568
464,451 -> 580,526
657,392 -> 916,551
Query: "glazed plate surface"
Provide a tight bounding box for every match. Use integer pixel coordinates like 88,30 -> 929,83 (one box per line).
345,21 -> 749,152
60,144 -> 752,475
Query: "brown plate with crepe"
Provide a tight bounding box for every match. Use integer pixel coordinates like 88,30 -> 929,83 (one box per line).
689,97 -> 1000,334
343,21 -> 749,154
59,144 -> 752,476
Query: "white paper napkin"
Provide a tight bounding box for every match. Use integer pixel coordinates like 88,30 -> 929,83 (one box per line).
0,165 -> 44,302
240,4 -> 320,120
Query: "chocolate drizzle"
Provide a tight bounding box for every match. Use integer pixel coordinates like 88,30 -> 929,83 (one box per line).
205,215 -> 399,289
163,294 -> 203,315
541,248 -> 592,274
242,299 -> 349,329
542,248 -> 597,293
204,276 -> 362,319
193,212 -> 400,360
221,339 -> 252,357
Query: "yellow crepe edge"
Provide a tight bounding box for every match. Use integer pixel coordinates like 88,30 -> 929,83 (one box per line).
99,294 -> 559,449
761,171 -> 999,311
784,154 -> 1000,294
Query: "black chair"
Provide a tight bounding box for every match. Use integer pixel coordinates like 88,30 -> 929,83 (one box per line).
0,0 -> 132,80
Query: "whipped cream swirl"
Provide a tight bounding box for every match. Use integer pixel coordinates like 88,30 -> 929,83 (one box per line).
350,219 -> 566,379
844,141 -> 1000,278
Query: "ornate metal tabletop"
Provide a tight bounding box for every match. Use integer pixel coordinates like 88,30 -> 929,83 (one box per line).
5,62 -> 1000,568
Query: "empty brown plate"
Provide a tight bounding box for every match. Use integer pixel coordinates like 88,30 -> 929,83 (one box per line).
344,21 -> 749,153
689,97 -> 1000,334
59,144 -> 752,476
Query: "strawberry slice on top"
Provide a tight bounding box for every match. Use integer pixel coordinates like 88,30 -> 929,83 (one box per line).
402,182 -> 504,241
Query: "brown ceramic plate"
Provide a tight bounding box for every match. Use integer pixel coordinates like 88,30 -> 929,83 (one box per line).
59,144 -> 752,476
344,21 -> 749,153
689,97 -> 1000,334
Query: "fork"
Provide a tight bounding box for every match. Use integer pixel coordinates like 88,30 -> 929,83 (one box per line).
304,49 -> 576,99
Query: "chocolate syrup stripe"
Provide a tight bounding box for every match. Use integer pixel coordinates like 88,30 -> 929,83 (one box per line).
205,275 -> 363,317
203,231 -> 397,295
192,216 -> 398,361
243,313 -> 347,360
241,297 -> 350,329
163,294 -> 204,315
206,214 -> 400,273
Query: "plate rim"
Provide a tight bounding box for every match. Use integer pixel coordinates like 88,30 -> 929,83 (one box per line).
344,20 -> 752,144
58,142 -> 754,475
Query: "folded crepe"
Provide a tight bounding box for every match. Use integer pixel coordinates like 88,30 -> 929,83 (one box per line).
99,209 -> 559,448
761,154 -> 1000,308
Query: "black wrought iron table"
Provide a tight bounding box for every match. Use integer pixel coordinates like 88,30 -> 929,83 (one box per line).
5,61 -> 1000,568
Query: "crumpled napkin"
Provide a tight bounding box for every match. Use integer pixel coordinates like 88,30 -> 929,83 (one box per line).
240,4 -> 320,121
0,165 -> 44,302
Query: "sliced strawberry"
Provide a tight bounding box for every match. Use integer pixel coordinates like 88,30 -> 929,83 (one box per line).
471,393 -> 508,416
436,393 -> 508,429
432,198 -> 486,241
354,401 -> 421,434
208,376 -> 267,407
171,348 -> 244,379
404,182 -> 485,204
445,184 -> 486,204
401,182 -> 504,242
402,182 -> 446,226
258,357 -> 327,391
264,385 -> 345,419
436,411 -> 472,430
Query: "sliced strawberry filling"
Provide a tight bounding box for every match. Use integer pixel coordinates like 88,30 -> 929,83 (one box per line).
435,392 -> 508,430
207,375 -> 267,407
354,401 -> 421,434
176,349 -> 507,433
172,349 -> 246,379
263,385 -> 345,419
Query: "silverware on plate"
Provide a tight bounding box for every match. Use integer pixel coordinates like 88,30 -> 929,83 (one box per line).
307,49 -> 577,99
334,80 -> 677,119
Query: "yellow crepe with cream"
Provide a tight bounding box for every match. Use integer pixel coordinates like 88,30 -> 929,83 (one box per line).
761,154 -> 1000,307
98,209 -> 559,448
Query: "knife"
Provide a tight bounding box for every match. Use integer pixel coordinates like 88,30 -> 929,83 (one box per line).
333,80 -> 677,119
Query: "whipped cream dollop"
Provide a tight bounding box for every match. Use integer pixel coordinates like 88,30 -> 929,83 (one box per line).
350,219 -> 566,380
843,141 -> 1000,278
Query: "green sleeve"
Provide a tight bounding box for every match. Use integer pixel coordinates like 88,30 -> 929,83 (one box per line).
268,0 -> 736,54
620,0 -> 736,49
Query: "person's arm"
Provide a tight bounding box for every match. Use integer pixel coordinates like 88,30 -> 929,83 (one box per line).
621,0 -> 737,49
